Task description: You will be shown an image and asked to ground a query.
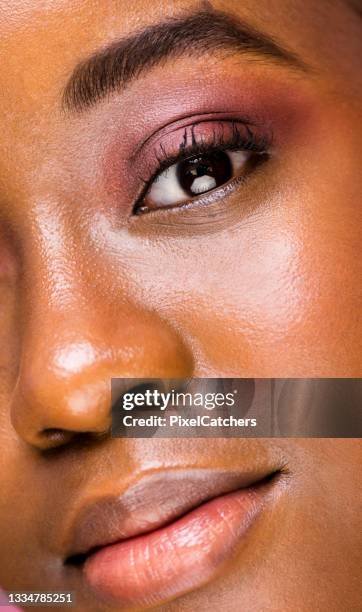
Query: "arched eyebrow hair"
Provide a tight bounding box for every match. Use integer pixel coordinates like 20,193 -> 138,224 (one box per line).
62,7 -> 308,113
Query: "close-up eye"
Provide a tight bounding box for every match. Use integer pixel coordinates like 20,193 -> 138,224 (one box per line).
141,149 -> 250,211
134,123 -> 269,215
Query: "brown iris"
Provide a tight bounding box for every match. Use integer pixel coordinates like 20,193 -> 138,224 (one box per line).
176,151 -> 233,196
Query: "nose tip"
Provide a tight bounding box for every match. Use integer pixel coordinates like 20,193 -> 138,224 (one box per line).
11,342 -> 114,449
11,322 -> 193,450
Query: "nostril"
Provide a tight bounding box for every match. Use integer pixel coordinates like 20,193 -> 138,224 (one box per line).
43,428 -> 66,437
39,428 -> 110,452
41,428 -> 75,448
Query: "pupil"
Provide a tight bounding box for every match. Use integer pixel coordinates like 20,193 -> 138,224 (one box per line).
177,151 -> 232,196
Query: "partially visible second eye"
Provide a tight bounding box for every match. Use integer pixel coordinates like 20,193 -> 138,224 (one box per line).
138,150 -> 252,213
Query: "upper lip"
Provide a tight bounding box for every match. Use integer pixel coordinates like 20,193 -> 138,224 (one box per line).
65,467 -> 280,564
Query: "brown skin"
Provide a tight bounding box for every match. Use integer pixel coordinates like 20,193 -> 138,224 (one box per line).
0,0 -> 361,610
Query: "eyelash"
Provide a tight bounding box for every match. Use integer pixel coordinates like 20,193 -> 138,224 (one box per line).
133,121 -> 270,214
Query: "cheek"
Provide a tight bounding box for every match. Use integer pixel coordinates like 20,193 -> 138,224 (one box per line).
98,187 -> 358,377
90,212 -> 305,375
171,222 -> 308,375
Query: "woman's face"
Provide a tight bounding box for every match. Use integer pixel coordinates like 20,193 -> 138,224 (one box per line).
0,0 -> 361,610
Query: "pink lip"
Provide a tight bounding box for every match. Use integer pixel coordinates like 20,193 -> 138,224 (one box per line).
82,478 -> 278,608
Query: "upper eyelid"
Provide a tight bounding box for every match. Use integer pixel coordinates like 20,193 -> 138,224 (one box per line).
143,121 -> 270,182
129,112 -> 261,163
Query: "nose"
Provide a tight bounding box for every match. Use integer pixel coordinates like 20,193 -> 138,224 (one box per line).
10,239 -> 193,450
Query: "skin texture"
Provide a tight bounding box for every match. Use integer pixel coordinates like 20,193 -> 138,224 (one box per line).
0,0 -> 361,610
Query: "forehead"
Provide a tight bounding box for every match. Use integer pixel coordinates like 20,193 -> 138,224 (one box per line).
0,0 -> 359,67
0,0 -> 358,42
0,0 -> 359,61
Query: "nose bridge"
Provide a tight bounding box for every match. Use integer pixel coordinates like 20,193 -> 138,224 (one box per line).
10,209 -> 193,448
17,202 -> 101,377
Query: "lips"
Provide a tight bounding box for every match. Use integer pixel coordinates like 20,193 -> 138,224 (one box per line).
65,468 -> 283,608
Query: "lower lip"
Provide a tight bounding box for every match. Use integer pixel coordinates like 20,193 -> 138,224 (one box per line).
83,482 -> 273,608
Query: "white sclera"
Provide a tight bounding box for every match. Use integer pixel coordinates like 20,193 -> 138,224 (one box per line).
146,150 -> 250,207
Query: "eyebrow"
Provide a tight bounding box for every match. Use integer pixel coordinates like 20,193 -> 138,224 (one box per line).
62,7 -> 308,113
